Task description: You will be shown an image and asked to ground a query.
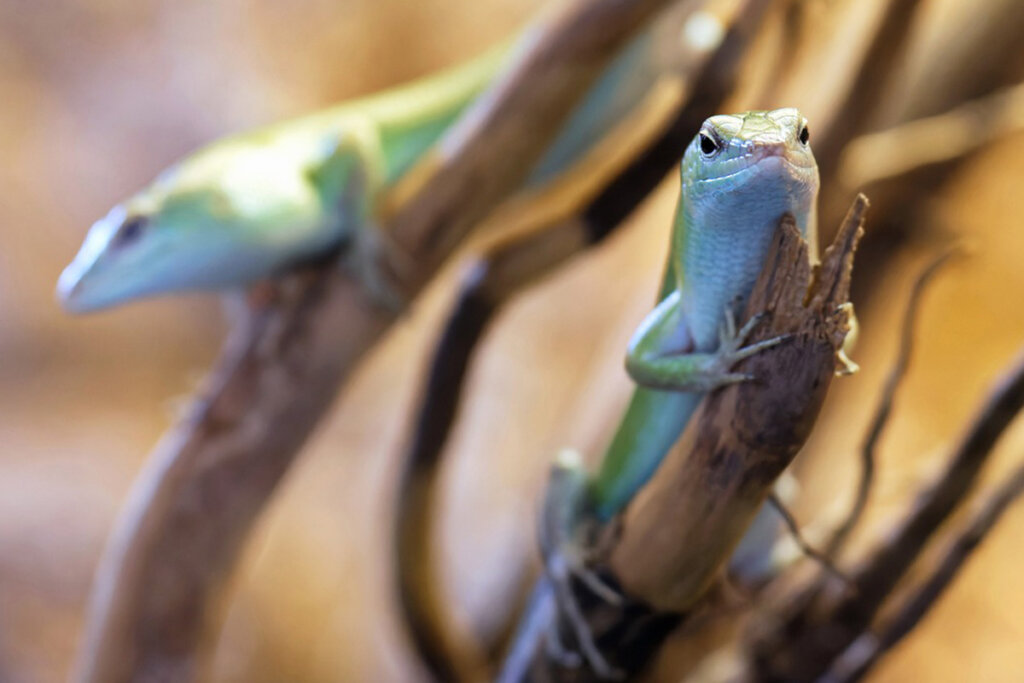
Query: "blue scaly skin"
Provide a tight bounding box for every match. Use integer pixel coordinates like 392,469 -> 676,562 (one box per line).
542,109 -> 820,678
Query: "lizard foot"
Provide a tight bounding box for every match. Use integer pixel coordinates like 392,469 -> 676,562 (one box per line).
703,308 -> 790,388
341,226 -> 414,313
540,451 -> 625,680
835,302 -> 860,376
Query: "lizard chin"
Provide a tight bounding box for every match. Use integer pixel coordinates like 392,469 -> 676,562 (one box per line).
56,255 -> 135,313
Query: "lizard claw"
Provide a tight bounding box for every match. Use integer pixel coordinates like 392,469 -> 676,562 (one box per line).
736,310 -> 767,341
719,306 -> 739,344
835,302 -> 860,376
539,452 -> 625,679
545,626 -> 583,669
707,308 -> 789,387
734,335 -> 791,360
546,551 -> 625,679
574,564 -> 624,607
342,226 -> 412,313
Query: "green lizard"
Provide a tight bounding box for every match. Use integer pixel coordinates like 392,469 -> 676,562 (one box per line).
56,31 -> 657,312
539,108 -> 821,677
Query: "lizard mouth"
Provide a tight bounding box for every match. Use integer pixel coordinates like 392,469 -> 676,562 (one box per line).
56,264 -> 101,313
746,140 -> 814,167
700,151 -> 816,186
57,258 -> 87,309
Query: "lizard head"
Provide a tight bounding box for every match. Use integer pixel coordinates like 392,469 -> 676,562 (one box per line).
56,179 -> 246,313
681,107 -> 819,244
56,141 -> 325,313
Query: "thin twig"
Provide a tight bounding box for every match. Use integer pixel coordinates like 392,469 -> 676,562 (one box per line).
825,459 -> 1024,683
826,246 -> 960,557
750,346 -> 1024,682
766,492 -> 848,583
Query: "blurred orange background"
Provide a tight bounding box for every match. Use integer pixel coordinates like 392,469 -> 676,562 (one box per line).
0,1 -> 1022,681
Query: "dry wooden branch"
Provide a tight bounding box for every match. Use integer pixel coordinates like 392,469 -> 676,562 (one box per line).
499,196 -> 867,682
748,348 -> 1024,683
72,1 -> 677,680
826,457 -> 1024,683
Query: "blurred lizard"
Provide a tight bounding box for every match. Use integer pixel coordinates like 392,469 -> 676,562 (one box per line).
56,29 -> 658,312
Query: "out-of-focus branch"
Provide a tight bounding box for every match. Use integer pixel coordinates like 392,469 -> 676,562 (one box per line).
499,196 -> 867,682
387,0 -> 680,279
73,1 -> 678,681
839,81 -> 1024,191
890,0 -> 1024,124
822,2 -> 1024,235
748,348 -> 1024,682
825,459 -> 1024,683
815,0 -> 926,167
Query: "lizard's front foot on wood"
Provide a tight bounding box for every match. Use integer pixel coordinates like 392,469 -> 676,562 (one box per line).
835,302 -> 860,375
540,450 -> 625,680
625,302 -> 791,393
704,308 -> 789,387
341,226 -> 413,313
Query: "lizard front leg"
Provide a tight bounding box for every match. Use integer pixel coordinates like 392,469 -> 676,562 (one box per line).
310,128 -> 412,312
625,291 -> 788,392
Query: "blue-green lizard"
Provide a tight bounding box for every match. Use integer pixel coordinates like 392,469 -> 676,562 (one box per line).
540,108 -> 820,676
56,32 -> 657,313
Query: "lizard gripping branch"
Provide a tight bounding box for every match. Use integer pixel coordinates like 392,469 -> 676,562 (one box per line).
500,195 -> 866,681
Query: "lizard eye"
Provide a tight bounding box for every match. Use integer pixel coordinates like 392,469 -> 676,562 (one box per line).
112,215 -> 148,249
799,125 -> 810,145
699,132 -> 720,157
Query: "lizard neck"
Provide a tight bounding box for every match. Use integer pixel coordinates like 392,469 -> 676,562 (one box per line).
675,172 -> 817,350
